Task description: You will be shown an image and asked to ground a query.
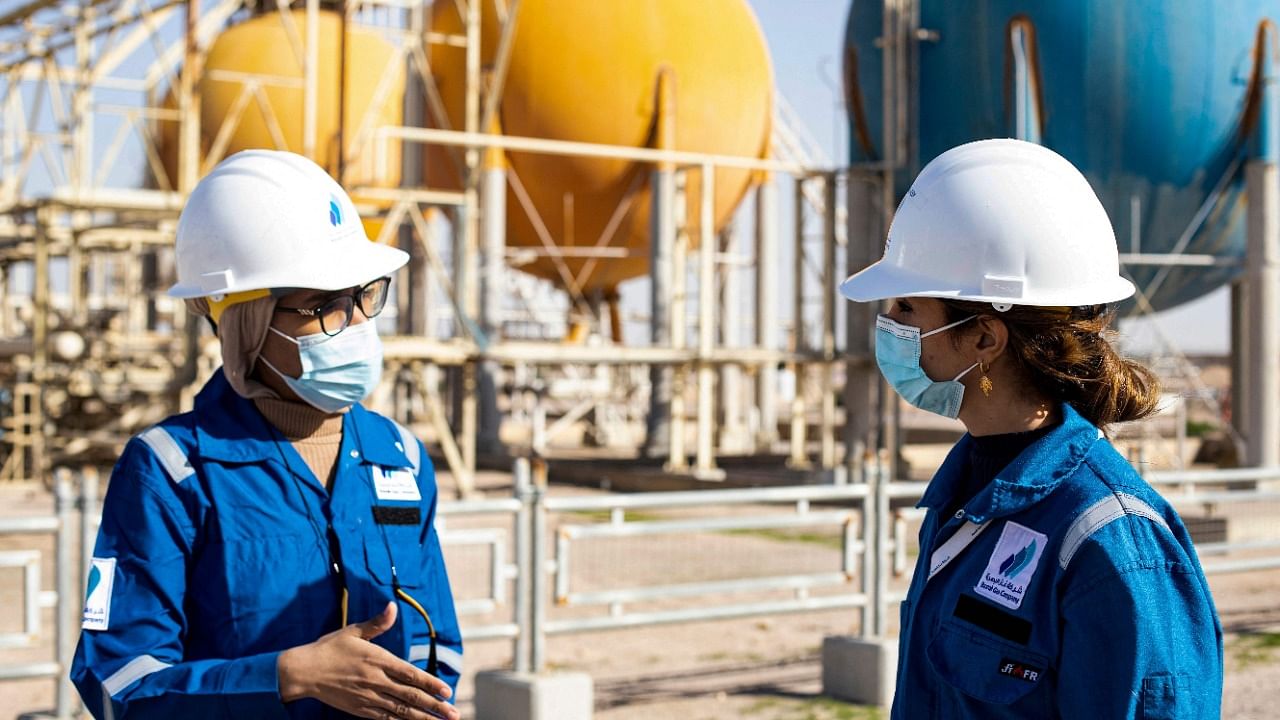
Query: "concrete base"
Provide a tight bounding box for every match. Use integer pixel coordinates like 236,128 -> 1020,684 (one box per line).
474,670 -> 593,720
822,635 -> 897,708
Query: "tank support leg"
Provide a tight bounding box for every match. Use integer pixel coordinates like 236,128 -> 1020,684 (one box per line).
718,224 -> 747,454
644,70 -> 678,464
478,151 -> 507,456
846,171 -> 882,482
755,179 -> 780,452
1245,26 -> 1280,467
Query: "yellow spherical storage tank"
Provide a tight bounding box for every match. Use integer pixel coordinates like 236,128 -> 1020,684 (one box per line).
160,10 -> 405,242
427,0 -> 773,293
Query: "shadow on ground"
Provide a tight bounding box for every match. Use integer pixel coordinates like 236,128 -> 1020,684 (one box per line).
592,652 -> 882,718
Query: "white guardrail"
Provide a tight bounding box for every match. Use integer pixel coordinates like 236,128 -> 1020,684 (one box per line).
4,461 -> 1280,716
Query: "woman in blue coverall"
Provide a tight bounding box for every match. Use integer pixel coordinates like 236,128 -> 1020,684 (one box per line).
839,139 -> 1223,718
71,150 -> 463,720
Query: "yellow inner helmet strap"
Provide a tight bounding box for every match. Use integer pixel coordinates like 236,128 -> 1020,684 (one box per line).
206,288 -> 271,324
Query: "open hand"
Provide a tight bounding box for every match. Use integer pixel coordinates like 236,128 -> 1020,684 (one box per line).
277,602 -> 459,720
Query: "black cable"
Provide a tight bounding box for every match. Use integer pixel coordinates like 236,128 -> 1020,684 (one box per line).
351,419 -> 441,678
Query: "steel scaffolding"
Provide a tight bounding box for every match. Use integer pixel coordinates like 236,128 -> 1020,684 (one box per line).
0,0 -> 858,494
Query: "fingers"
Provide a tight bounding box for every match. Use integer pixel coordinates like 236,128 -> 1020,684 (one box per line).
356,704 -> 412,720
371,689 -> 460,720
358,642 -> 451,701
353,601 -> 398,640
384,661 -> 452,701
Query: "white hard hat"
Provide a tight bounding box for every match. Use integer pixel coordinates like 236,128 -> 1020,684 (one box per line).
168,149 -> 408,300
840,138 -> 1135,309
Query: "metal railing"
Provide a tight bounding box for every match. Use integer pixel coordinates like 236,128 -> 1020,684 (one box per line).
876,466 -> 1280,617
463,460 -> 877,673
541,484 -> 872,639
5,460 -> 1280,714
0,467 -> 98,720
1145,466 -> 1280,574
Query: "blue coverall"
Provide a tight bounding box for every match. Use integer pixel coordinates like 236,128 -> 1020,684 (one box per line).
893,403 -> 1223,718
71,370 -> 463,719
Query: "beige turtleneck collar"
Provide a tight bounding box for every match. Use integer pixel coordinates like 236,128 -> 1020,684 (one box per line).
254,397 -> 346,489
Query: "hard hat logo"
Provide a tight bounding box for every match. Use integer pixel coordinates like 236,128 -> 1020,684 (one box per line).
329,197 -> 343,227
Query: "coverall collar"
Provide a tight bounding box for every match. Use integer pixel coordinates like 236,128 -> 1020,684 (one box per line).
191,369 -> 413,469
918,403 -> 1101,523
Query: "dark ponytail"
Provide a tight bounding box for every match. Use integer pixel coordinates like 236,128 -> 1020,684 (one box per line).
939,300 -> 1161,429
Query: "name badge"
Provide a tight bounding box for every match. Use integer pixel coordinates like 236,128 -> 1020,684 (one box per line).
373,467 -> 421,502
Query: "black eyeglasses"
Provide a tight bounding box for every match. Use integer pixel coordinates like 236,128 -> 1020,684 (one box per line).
274,276 -> 392,336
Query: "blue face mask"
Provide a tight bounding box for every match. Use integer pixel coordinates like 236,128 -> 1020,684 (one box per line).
260,320 -> 383,413
875,314 -> 978,419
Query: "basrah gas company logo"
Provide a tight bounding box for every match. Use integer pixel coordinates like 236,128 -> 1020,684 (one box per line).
82,557 -> 116,631
328,195 -> 343,227
975,522 -> 1046,610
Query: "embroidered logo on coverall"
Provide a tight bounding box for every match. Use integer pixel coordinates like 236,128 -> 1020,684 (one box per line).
82,557 -> 116,630
975,521 -> 1047,609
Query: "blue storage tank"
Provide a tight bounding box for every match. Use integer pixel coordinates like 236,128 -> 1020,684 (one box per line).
844,1 -> 1278,312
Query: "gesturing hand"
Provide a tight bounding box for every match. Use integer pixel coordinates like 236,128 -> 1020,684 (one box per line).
278,601 -> 459,720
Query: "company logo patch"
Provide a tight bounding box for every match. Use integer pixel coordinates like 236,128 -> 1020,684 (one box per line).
975,521 -> 1046,610
998,658 -> 1042,683
998,539 -> 1037,578
328,196 -> 343,226
82,557 -> 116,631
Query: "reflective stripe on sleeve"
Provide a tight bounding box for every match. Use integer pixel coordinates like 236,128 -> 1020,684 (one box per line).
101,654 -> 173,697
411,644 -> 463,676
138,426 -> 194,484
1058,492 -> 1171,570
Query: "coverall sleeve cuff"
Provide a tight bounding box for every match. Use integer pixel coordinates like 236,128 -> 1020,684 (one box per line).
222,650 -> 290,716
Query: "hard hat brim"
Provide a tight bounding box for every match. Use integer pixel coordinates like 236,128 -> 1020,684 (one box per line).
167,237 -> 410,299
840,259 -> 1137,307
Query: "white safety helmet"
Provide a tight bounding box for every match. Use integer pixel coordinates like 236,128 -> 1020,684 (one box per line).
839,138 -> 1134,310
169,149 -> 408,320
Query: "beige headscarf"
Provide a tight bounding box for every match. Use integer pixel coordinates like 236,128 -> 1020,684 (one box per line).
186,295 -> 282,400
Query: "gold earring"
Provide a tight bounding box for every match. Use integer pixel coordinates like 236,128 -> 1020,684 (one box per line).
979,362 -> 994,398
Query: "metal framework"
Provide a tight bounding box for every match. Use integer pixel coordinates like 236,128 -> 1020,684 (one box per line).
0,0 -> 851,494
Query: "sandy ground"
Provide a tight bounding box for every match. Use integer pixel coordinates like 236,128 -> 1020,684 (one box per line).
2,465 -> 1278,720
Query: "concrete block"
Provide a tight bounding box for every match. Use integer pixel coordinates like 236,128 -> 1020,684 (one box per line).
822,635 -> 897,708
474,670 -> 593,720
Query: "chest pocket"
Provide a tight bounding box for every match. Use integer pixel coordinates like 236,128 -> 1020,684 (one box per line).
362,513 -> 427,586
360,423 -> 460,675
360,457 -> 432,652
927,619 -> 1052,714
362,460 -> 429,586
363,421 -> 428,583
191,487 -> 333,654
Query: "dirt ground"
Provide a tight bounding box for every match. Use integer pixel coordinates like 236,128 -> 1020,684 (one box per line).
2,464 -> 1279,720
